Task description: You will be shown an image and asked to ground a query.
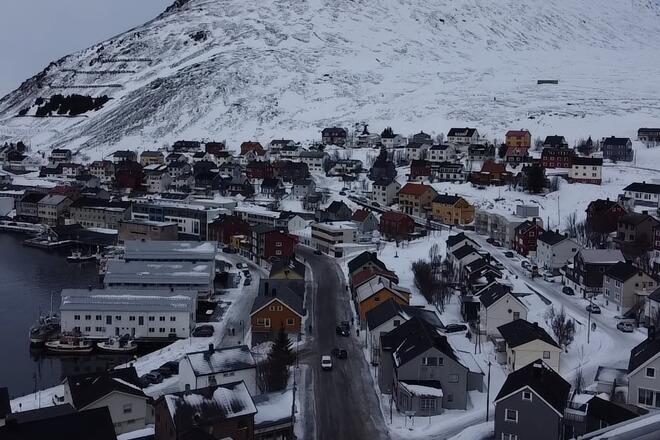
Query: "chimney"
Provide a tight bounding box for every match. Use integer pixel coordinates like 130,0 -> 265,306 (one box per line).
555,229 -> 559,234
272,288 -> 277,297
208,343 -> 214,353
643,210 -> 648,215
264,282 -> 269,296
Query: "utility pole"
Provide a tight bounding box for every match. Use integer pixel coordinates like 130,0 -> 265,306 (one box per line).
486,361 -> 492,422
587,294 -> 593,344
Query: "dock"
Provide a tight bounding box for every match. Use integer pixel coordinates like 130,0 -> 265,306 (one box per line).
0,220 -> 45,235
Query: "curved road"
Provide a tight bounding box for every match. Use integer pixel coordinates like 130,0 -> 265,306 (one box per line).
298,245 -> 390,440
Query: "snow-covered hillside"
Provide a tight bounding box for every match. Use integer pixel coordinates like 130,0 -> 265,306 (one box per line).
1,0 -> 659,154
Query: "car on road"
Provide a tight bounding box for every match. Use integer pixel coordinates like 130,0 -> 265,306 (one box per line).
244,278 -> 251,286
143,371 -> 163,384
444,323 -> 468,333
321,355 -> 333,370
486,238 -> 495,244
160,361 -> 179,375
236,263 -> 247,269
492,240 -> 502,247
617,321 -> 635,333
504,251 -> 514,258
192,325 -> 214,337
336,324 -> 350,337
372,202 -> 380,207
331,348 -> 348,359
222,246 -> 236,254
562,286 -> 574,296
586,304 -> 601,314
521,260 -> 531,270
243,269 -> 251,278
339,191 -> 346,196
314,249 -> 323,255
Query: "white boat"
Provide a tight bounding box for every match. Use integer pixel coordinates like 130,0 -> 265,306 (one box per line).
66,250 -> 97,263
97,337 -> 138,353
29,314 -> 60,345
45,335 -> 93,354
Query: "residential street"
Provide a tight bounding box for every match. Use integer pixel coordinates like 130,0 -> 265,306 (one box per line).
297,245 -> 390,440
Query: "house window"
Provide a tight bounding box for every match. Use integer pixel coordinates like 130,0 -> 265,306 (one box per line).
159,316 -> 165,321
543,351 -> 551,359
449,374 -> 459,383
374,296 -> 380,302
420,398 -> 437,411
522,391 -> 532,401
84,315 -> 91,320
286,318 -> 295,326
170,328 -> 176,333
513,312 -> 520,320
502,434 -> 519,440
170,316 -> 176,322
74,315 -> 80,320
505,409 -> 518,422
208,375 -> 217,386
148,327 -> 155,333
123,404 -> 132,414
646,368 -> 656,378
148,316 -> 155,321
159,328 -> 165,333
84,326 -> 91,332
393,319 -> 401,327
96,315 -> 102,320
638,388 -> 657,406
129,316 -> 136,321
422,357 -> 438,366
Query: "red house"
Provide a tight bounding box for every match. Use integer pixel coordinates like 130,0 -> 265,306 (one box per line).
251,226 -> 298,262
245,161 -> 274,180
240,141 -> 265,156
513,220 -> 545,256
205,141 -> 226,155
541,147 -> 574,169
379,211 -> 415,239
585,199 -> 628,234
114,161 -> 143,191
409,159 -> 431,181
470,160 -> 513,186
208,215 -> 251,244
504,146 -> 530,164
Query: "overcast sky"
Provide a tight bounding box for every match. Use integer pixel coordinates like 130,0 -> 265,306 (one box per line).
0,0 -> 172,97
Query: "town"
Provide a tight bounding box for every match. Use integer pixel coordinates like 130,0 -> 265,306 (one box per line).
1,124 -> 660,440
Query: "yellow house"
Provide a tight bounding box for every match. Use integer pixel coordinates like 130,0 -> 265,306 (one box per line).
431,194 -> 475,225
505,130 -> 531,148
398,183 -> 438,218
355,276 -> 410,321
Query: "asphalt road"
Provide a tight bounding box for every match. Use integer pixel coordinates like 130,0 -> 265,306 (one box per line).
298,246 -> 390,440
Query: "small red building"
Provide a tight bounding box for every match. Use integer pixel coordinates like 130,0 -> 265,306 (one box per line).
240,141 -> 265,156
541,147 -> 574,169
114,161 -> 143,191
470,160 -> 512,186
205,141 -> 226,155
208,215 -> 251,244
513,220 -> 545,256
379,211 -> 415,239
504,146 -> 530,164
585,199 -> 628,234
245,161 -> 274,180
409,159 -> 431,181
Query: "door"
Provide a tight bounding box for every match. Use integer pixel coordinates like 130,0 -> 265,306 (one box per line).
115,327 -> 120,336
139,316 -> 144,325
106,315 -> 112,325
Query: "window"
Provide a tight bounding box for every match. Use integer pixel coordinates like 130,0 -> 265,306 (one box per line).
123,404 -> 132,414
638,388 -> 655,406
148,328 -> 155,333
223,372 -> 235,378
420,398 -> 436,411
505,409 -> 518,422
170,328 -> 176,333
159,316 -> 165,322
208,375 -> 217,386
522,391 -> 532,401
286,318 -> 295,326
646,368 -> 656,378
449,374 -> 459,383
422,357 -> 438,366
543,351 -> 551,359
74,315 -> 80,320
96,315 -> 102,320
374,296 -> 380,302
84,315 -> 91,320
129,316 -> 136,321
502,434 -> 519,440
393,319 -> 401,327
95,326 -> 104,332
170,316 -> 176,322
446,393 -> 453,402
84,326 -> 91,332
115,316 -> 121,321
159,328 -> 165,333
513,312 -> 520,320
148,316 -> 155,321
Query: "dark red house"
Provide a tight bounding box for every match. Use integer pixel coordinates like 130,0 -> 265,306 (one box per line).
205,141 -> 226,155
379,211 -> 415,239
470,160 -> 512,186
263,230 -> 298,261
208,215 -> 251,244
240,141 -> 265,156
114,161 -> 143,191
409,159 -> 432,181
585,198 -> 628,234
245,161 -> 274,180
513,219 -> 545,256
541,147 -> 575,168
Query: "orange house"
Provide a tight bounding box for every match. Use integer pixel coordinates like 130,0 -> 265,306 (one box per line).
505,130 -> 531,148
355,276 -> 410,321
250,285 -> 304,345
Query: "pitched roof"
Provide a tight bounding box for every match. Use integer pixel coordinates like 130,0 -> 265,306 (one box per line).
184,345 -> 256,377
7,404 -> 75,424
0,407 -> 117,440
347,251 -> 387,274
447,127 -> 477,137
355,276 -> 410,303
0,387 -> 9,419
162,381 -> 257,430
573,156 -> 603,166
602,136 -> 631,146
478,284 -> 525,309
66,367 -> 146,409
380,211 -> 413,224
386,318 -> 459,368
480,160 -> 507,174
619,212 -> 659,226
399,183 -> 434,197
446,232 -> 479,249
351,267 -> 399,288
579,249 -> 625,264
250,286 -> 305,317
543,135 -> 567,146
506,130 -> 530,138
495,359 -> 570,415
649,286 -> 660,302
326,200 -> 350,214
351,209 -> 371,222
605,262 -> 645,283
433,194 -> 462,205
452,244 -> 479,260
497,319 -> 559,348
623,182 -> 660,194
628,336 -> 660,374
586,396 -> 639,425
538,230 -> 568,246
365,298 -> 442,331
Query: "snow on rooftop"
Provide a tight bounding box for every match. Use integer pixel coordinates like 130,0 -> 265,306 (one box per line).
254,389 -> 294,427
185,345 -> 256,377
399,382 -> 444,398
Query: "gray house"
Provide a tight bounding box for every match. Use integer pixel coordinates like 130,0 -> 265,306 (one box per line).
379,317 -> 483,414
494,359 -> 570,440
627,333 -> 660,410
603,262 -> 656,315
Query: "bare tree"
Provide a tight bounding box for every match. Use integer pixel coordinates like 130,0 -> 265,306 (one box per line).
574,366 -> 584,395
545,306 -> 576,350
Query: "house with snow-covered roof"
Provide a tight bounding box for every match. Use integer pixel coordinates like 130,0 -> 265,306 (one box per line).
498,319 -> 561,373
179,344 -> 257,394
477,283 -> 528,336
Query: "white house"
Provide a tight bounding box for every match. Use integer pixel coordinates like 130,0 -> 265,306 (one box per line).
299,151 -> 328,173
405,142 -> 432,161
59,289 -> 196,339
498,319 -> 562,373
178,344 -> 257,394
287,214 -> 311,233
536,230 -> 579,270
569,156 -> 602,185
371,178 -> 400,206
623,182 -> 660,208
428,144 -> 457,163
447,127 -> 480,146
311,221 -> 357,257
478,285 -> 528,336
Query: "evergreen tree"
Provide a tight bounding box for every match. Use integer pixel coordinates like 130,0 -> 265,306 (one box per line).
525,164 -> 545,194
497,144 -> 507,159
265,326 -> 295,391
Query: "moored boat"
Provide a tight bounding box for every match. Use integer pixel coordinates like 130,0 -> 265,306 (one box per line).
29,314 -> 60,346
96,336 -> 138,353
66,250 -> 98,263
45,334 -> 93,354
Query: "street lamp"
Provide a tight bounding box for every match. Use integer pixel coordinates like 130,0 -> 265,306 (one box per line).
486,361 -> 492,422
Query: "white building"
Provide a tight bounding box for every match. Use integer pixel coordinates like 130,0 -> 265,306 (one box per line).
499,319 -> 562,373
287,215 -> 311,233
299,151 -> 328,173
104,260 -> 214,295
428,144 -> 457,163
371,178 -> 400,206
143,164 -> 172,193
623,182 -> 660,208
447,127 -> 480,146
405,142 -> 432,161
178,344 -> 257,394
311,221 -> 357,257
569,156 -> 603,184
536,230 -> 579,270
478,284 -> 528,336
59,289 -> 196,339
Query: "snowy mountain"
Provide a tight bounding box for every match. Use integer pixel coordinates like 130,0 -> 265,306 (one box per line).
1,0 -> 659,155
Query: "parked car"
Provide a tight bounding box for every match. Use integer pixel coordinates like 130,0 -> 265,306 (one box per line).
331,348 -> 348,359
492,240 -> 502,247
160,361 -> 179,375
521,260 -> 531,270
486,238 -> 495,244
504,251 -> 514,258
243,269 -> 251,278
617,321 -> 635,333
192,325 -> 214,337
562,286 -> 574,296
339,191 -> 346,196
236,263 -> 247,269
244,278 -> 251,286
321,355 -> 333,371
156,367 -> 173,378
372,202 -> 381,207
586,304 -> 601,314
314,249 -> 323,255
444,324 -> 468,333
222,246 -> 235,254
138,376 -> 152,388
336,324 -> 350,337
143,371 -> 163,384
